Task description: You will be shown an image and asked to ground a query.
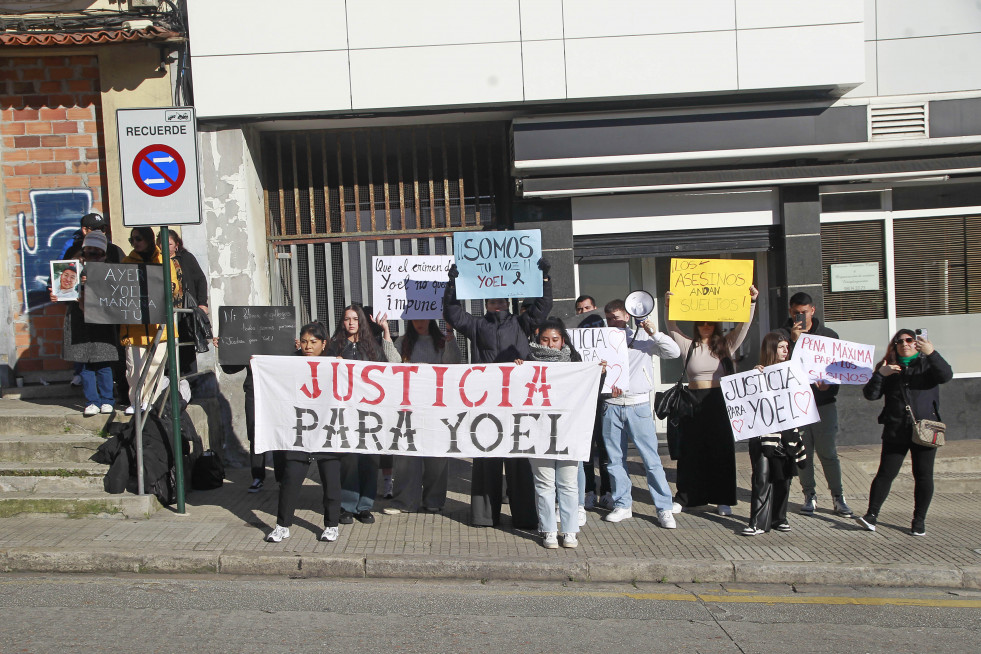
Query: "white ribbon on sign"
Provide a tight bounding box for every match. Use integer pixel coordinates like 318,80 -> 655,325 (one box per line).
252,356 -> 602,460
721,361 -> 820,441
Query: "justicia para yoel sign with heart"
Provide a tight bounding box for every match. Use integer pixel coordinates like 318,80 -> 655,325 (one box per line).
721,361 -> 820,442
568,327 -> 631,394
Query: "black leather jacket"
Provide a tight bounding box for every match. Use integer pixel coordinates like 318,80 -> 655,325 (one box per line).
862,351 -> 953,442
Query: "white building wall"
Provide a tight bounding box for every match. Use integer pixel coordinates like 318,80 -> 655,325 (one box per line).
187,0 -> 865,118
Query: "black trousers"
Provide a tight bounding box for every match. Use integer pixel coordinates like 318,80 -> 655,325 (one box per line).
275,453 -> 342,529
747,438 -> 791,531
470,457 -> 538,529
583,410 -> 611,496
675,387 -> 737,507
245,386 -> 285,483
390,455 -> 448,511
868,438 -> 937,521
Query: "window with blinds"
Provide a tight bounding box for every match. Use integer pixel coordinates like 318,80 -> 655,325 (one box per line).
821,221 -> 887,321
893,215 -> 981,317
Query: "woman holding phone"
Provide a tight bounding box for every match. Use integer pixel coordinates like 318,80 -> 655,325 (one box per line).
857,329 -> 952,536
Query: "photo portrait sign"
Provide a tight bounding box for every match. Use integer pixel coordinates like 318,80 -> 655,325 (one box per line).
668,258 -> 754,323
568,327 -> 630,394
372,255 -> 454,320
452,229 -> 542,300
217,305 -> 297,365
50,259 -> 80,301
82,262 -> 165,325
722,361 -> 820,442
252,357 -> 602,461
790,333 -> 876,385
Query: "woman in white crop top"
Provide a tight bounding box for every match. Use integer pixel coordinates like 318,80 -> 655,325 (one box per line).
665,285 -> 758,516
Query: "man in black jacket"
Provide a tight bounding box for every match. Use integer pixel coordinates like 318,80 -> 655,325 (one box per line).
443,258 -> 552,528
777,292 -> 853,518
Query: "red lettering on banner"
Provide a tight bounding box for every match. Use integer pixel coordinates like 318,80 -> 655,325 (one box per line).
360,365 -> 386,405
432,366 -> 448,407
459,366 -> 488,407
499,366 -> 514,407
300,361 -> 321,399
523,365 -> 552,406
390,365 -> 420,406
331,361 -> 355,401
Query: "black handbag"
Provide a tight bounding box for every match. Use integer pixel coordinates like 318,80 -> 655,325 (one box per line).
654,341 -> 696,423
191,449 -> 225,490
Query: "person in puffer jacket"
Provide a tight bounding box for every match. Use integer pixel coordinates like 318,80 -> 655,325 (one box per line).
443,258 -> 552,529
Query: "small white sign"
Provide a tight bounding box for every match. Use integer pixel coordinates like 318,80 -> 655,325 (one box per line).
722,361 -> 820,442
372,255 -> 454,320
830,262 -> 879,292
790,333 -> 876,385
568,327 -> 631,394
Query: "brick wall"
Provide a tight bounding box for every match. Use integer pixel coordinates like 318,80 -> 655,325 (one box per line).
1,54 -> 108,379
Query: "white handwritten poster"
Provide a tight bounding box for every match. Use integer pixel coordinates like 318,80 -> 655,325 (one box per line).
790,333 -> 876,385
372,255 -> 454,320
722,361 -> 820,441
568,327 -> 630,394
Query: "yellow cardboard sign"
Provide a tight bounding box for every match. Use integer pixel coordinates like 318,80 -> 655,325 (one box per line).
668,258 -> 754,322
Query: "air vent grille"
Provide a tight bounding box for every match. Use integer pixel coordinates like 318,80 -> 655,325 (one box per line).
869,103 -> 928,141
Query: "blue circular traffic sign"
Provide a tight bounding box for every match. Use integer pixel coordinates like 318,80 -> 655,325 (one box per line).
132,144 -> 185,197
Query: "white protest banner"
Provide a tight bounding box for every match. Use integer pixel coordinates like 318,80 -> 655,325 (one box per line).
252,357 -> 602,461
372,255 -> 454,320
790,333 -> 876,385
568,327 -> 630,394
452,229 -> 542,300
722,361 -> 820,442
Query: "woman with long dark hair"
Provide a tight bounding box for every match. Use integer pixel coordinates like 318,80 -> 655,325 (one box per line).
327,305 -> 401,525
857,329 -> 952,536
665,285 -> 758,515
157,230 -> 208,378
742,332 -> 807,536
266,321 -> 342,543
382,319 -> 462,515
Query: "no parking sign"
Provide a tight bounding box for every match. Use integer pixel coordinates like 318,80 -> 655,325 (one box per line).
117,107 -> 201,226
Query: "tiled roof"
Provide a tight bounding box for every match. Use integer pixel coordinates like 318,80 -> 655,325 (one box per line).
0,25 -> 181,47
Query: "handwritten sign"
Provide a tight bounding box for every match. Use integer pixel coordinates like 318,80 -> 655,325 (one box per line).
667,258 -> 754,322
790,333 -> 875,385
452,229 -> 542,300
722,361 -> 820,442
217,305 -> 297,365
372,255 -> 454,320
569,327 -> 630,394
82,262 -> 164,325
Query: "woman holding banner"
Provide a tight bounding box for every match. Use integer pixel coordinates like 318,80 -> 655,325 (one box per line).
857,330 -> 952,536
327,305 -> 402,525
383,319 -> 462,515
266,321 -> 342,543
665,284 -> 758,515
742,332 -> 807,536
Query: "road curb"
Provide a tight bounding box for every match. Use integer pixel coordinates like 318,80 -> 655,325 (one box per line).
2,548 -> 979,590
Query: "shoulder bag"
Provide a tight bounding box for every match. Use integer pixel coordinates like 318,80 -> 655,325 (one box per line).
901,382 -> 945,448
654,341 -> 696,424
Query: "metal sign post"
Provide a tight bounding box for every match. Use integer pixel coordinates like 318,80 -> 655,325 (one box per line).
160,225 -> 185,514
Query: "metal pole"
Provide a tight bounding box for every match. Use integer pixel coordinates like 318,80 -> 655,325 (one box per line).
161,225 -> 186,513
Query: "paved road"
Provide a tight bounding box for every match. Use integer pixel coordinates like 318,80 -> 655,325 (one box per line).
1,574 -> 979,653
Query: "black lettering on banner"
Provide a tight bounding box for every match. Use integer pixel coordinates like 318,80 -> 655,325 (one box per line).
356,410 -> 384,451
389,410 -> 417,452
544,414 -> 567,455
510,413 -> 538,455
321,407 -> 350,448
470,413 -> 504,452
441,412 -> 467,454
294,407 -> 318,446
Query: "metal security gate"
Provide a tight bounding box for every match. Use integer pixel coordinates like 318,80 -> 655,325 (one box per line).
262,123 -> 507,330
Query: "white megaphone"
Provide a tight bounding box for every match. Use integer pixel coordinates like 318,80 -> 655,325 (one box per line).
623,290 -> 656,345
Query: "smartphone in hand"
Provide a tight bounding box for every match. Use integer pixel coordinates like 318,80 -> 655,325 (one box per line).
915,328 -> 928,341
794,312 -> 806,328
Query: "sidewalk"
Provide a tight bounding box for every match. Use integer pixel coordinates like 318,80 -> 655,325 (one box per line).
2,440 -> 981,588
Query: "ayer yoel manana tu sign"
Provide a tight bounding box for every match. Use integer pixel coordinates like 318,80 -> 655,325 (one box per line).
116,107 -> 201,226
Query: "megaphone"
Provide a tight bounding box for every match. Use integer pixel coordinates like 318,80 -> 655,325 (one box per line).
624,290 -> 655,319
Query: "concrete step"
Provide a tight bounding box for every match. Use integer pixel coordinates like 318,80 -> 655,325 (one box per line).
0,434 -> 107,464
0,462 -> 106,493
0,382 -> 82,401
850,454 -> 981,476
0,491 -> 161,519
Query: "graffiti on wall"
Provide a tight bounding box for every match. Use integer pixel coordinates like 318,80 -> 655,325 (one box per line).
18,188 -> 93,313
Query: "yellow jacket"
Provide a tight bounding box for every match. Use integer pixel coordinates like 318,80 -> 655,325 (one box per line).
119,248 -> 183,347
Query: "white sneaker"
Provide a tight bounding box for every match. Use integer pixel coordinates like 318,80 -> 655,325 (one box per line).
320,526 -> 339,542
542,531 -> 559,549
561,532 -> 578,548
70,374 -> 82,386
265,525 -> 290,543
124,405 -> 135,415
657,509 -> 677,529
671,502 -> 683,514
382,507 -> 402,515
717,504 -> 732,516
584,491 -> 596,509
100,404 -> 115,414
598,492 -> 614,510
83,404 -> 100,417
604,507 -> 632,523
578,505 -> 587,527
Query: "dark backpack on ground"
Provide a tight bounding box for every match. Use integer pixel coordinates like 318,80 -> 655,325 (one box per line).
191,450 -> 225,490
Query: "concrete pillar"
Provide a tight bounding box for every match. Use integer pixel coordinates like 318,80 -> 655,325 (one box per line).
780,185 -> 825,319
512,200 -> 574,318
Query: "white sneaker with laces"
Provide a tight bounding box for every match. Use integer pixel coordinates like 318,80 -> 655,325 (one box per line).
561,533 -> 578,548
657,509 -> 677,529
100,404 -> 115,414
584,491 -> 596,509
265,525 -> 290,543
83,404 -> 100,417
578,505 -> 587,527
598,492 -> 614,510
542,531 -> 559,549
717,504 -> 732,516
604,507 -> 632,523
320,526 -> 339,542
671,502 -> 683,514
124,405 -> 135,415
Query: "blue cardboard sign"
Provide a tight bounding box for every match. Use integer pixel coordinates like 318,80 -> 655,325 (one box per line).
452,229 -> 542,300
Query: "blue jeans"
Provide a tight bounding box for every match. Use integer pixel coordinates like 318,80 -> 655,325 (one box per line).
602,401 -> 673,512
340,453 -> 379,513
530,458 -> 580,534
80,363 -> 114,407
